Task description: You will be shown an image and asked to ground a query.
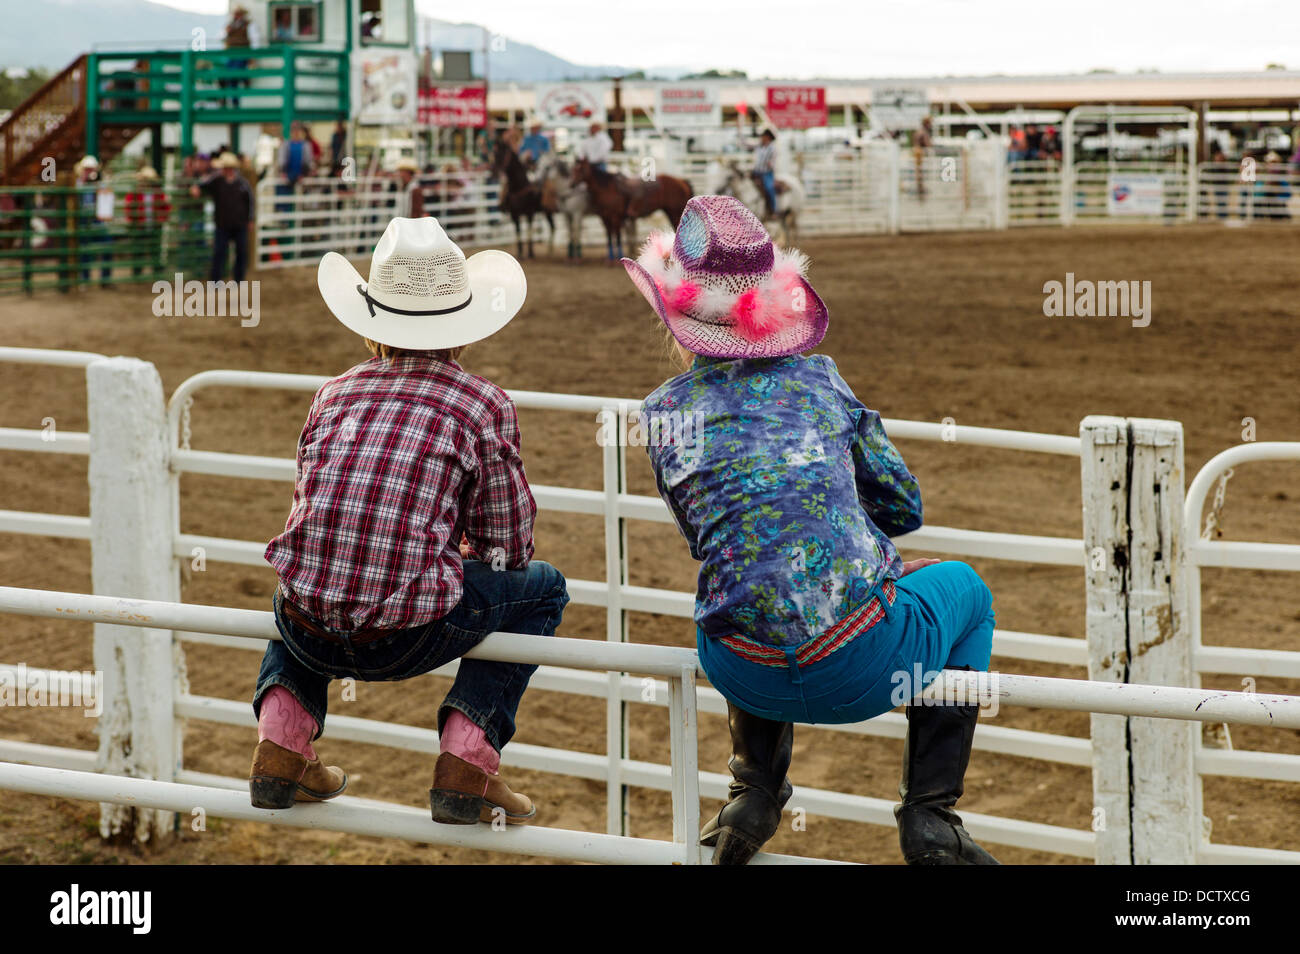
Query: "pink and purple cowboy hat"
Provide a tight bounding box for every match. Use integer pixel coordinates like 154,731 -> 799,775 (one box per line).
621,195 -> 828,359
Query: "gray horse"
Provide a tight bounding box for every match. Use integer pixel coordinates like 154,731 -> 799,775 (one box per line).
536,155 -> 597,260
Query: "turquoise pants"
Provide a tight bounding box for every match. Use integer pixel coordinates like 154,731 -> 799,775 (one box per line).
698,560 -> 995,724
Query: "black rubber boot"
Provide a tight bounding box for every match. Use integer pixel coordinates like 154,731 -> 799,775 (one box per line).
699,703 -> 793,865
895,689 -> 1000,866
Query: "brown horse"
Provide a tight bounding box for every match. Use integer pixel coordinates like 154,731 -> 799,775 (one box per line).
623,172 -> 693,247
571,158 -> 629,261
492,139 -> 553,258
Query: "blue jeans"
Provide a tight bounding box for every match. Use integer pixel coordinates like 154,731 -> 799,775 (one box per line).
253,560 -> 569,752
757,171 -> 777,213
698,561 -> 994,725
79,228 -> 112,283
211,224 -> 248,281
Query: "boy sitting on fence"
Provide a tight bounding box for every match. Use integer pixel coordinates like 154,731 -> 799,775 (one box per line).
624,196 -> 1000,864
251,216 -> 569,827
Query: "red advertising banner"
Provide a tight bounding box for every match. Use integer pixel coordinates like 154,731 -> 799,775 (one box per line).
764,85 -> 827,129
418,85 -> 487,128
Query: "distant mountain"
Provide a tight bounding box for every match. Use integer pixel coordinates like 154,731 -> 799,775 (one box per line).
0,0 -> 694,81
417,16 -> 690,82
0,0 -> 225,69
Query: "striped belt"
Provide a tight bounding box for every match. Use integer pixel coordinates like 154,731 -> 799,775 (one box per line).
717,579 -> 897,669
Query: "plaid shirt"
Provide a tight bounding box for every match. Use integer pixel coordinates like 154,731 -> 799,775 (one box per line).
265,354 -> 536,631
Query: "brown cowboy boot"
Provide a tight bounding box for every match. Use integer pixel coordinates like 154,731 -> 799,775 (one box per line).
699,703 -> 794,865
248,739 -> 347,809
430,752 -> 537,826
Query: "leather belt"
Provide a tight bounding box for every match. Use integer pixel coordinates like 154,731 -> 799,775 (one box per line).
280,596 -> 395,647
718,579 -> 897,669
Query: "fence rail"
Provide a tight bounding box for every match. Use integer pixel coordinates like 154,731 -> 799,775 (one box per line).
0,183 -> 208,293
3,584 -> 1298,864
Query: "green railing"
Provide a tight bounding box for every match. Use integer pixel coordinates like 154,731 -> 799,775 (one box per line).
0,184 -> 211,294
86,46 -> 350,154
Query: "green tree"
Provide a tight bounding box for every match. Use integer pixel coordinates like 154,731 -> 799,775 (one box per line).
683,68 -> 748,80
0,67 -> 52,111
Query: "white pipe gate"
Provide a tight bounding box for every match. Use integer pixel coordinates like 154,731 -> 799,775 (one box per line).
1,347 -> 1298,864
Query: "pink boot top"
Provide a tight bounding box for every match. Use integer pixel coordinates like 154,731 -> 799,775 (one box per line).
257,685 -> 318,761
440,710 -> 500,775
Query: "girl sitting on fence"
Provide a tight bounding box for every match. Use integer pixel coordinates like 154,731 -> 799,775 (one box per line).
624,195 -> 1000,865
250,216 -> 569,827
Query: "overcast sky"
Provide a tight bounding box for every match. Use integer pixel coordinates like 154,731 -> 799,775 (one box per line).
158,0 -> 1299,78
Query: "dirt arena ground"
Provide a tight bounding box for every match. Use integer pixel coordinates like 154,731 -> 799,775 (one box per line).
1,223 -> 1297,865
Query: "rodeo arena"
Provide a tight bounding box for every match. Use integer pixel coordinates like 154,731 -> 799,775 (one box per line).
0,0 -> 1299,904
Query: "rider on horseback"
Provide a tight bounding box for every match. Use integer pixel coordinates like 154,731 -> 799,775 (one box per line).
519,121 -> 550,169
753,129 -> 778,217
580,121 -> 614,175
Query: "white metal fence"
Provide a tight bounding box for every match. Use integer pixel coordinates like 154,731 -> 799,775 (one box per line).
1009,160 -> 1300,228
251,145 -> 1300,264
1,347 -> 1298,864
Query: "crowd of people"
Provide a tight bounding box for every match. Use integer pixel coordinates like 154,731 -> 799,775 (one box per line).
1006,123 -> 1063,162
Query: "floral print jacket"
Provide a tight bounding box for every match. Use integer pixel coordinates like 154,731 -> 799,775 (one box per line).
641,353 -> 923,648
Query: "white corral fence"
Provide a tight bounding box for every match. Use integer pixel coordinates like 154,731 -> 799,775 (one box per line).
1,348 -> 1299,864
254,141 -> 1003,266
252,131 -> 1299,263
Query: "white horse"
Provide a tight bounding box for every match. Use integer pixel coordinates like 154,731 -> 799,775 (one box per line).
536,154 -> 597,260
711,159 -> 805,245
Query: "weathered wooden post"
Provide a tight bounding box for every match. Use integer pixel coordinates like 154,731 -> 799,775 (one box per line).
1080,416 -> 1198,864
87,357 -> 181,842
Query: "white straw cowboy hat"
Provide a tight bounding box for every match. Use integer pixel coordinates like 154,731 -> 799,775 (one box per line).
318,217 -> 527,350
214,152 -> 240,169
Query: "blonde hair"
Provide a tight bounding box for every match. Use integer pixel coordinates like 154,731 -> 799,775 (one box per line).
365,339 -> 466,364
660,325 -> 695,371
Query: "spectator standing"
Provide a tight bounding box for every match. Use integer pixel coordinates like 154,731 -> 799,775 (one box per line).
304,123 -> 323,172
913,116 -> 933,198
1008,125 -> 1027,162
75,155 -> 112,286
752,128 -> 778,216
190,152 -> 255,282
125,166 -> 171,276
330,120 -> 348,176
395,158 -> 426,218
279,122 -> 312,187
1039,125 -> 1061,161
1024,123 -> 1043,160
222,5 -> 259,108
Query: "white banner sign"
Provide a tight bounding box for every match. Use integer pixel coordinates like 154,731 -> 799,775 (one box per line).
656,83 -> 720,128
357,50 -> 416,126
871,86 -> 930,130
1107,174 -> 1165,216
534,83 -> 609,129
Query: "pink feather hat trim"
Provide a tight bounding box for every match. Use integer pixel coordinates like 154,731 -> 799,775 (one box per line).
621,195 -> 828,360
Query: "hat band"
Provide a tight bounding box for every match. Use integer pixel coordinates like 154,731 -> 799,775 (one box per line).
356,284 -> 473,318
